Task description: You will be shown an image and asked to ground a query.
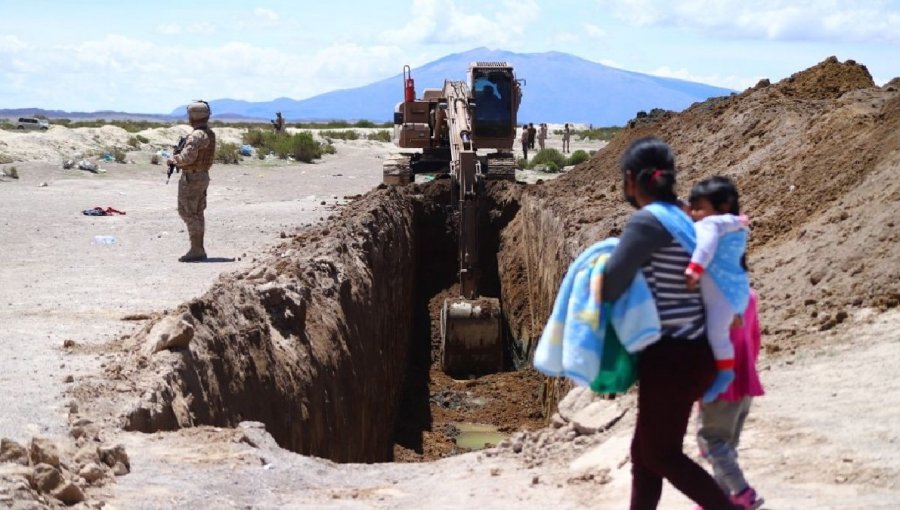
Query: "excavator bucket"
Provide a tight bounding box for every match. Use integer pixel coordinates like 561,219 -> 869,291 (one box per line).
440,297 -> 503,376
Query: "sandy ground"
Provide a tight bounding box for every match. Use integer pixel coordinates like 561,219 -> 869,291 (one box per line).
2,120 -> 900,508
0,134 -> 388,443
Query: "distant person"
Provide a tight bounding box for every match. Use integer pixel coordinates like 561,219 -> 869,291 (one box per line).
520,124 -> 529,161
528,123 -> 537,149
475,82 -> 504,121
166,100 -> 216,262
562,123 -> 571,153
537,123 -> 547,150
272,112 -> 285,134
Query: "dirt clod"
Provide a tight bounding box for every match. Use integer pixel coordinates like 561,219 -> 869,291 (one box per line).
29,438 -> 60,468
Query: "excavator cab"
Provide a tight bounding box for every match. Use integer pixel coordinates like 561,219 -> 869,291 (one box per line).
469,64 -> 519,146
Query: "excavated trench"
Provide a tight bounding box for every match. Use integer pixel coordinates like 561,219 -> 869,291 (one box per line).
120,180 -> 571,463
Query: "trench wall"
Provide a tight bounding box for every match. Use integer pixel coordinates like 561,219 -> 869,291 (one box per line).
498,192 -> 577,364
124,187 -> 418,463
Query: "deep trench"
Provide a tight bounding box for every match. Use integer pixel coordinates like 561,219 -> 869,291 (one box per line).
124,181 -> 560,464
391,181 -> 522,456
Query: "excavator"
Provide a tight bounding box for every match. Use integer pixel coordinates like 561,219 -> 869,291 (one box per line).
383,62 -> 522,376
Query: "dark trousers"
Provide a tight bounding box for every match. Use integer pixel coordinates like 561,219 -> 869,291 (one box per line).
630,338 -> 736,510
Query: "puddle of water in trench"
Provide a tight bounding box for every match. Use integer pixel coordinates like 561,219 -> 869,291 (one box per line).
453,422 -> 508,450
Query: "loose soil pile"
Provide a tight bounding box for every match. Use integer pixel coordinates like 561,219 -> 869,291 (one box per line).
499,56 -> 900,357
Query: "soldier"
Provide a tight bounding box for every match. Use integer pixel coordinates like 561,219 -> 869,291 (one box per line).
272,111 -> 285,134
520,124 -> 529,161
166,100 -> 216,262
528,122 -> 537,149
537,123 -> 547,150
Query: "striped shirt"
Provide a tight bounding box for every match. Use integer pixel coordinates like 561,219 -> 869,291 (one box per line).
641,239 -> 706,340
602,209 -> 706,341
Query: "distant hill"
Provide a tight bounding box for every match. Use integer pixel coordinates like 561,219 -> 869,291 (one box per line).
186,48 -> 735,125
0,108 -> 256,123
0,108 -> 175,122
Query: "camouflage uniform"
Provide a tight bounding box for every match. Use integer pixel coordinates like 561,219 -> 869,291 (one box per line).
537,123 -> 547,150
173,101 -> 216,262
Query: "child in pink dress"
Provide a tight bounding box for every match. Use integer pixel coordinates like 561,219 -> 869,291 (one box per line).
696,289 -> 765,509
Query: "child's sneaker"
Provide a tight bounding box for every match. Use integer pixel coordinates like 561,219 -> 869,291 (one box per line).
731,487 -> 764,509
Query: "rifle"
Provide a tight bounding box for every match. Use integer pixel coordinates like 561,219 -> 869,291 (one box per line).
166,135 -> 188,184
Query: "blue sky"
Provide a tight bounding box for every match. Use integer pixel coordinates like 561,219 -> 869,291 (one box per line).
1,0 -> 898,113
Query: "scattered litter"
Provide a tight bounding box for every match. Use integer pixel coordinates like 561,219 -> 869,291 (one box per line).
77,160 -> 98,173
38,182 -> 48,187
93,235 -> 117,245
82,207 -> 126,216
240,144 -> 253,156
100,153 -> 114,162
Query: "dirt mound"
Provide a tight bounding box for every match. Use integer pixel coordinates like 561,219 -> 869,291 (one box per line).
0,433 -> 129,508
498,56 -> 900,356
774,56 -> 874,100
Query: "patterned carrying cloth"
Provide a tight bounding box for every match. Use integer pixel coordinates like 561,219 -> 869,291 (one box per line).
533,238 -> 659,392
644,202 -> 750,314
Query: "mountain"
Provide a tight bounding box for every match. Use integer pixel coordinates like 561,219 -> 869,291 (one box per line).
186,48 -> 735,125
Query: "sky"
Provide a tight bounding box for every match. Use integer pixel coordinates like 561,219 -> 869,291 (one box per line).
1,0 -> 899,113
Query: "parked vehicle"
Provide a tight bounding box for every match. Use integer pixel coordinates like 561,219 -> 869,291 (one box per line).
16,117 -> 49,130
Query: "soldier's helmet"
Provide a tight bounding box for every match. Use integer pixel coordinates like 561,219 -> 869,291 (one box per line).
187,100 -> 211,122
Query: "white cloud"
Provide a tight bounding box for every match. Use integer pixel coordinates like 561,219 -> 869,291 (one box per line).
584,23 -> 608,39
0,33 -> 410,112
0,35 -> 28,52
254,8 -> 280,22
156,22 -> 216,36
596,0 -> 900,43
650,65 -> 760,91
599,58 -> 625,69
550,32 -> 581,46
381,0 -> 540,47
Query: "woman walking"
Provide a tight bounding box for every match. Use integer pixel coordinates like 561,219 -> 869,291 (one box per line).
601,137 -> 742,510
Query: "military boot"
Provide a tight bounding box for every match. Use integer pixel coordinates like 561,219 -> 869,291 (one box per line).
178,230 -> 207,262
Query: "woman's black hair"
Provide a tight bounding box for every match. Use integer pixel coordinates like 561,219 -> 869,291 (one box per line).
688,176 -> 740,215
619,136 -> 678,203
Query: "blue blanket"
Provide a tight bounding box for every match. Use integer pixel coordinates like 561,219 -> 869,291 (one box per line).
644,202 -> 750,314
533,238 -> 659,387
